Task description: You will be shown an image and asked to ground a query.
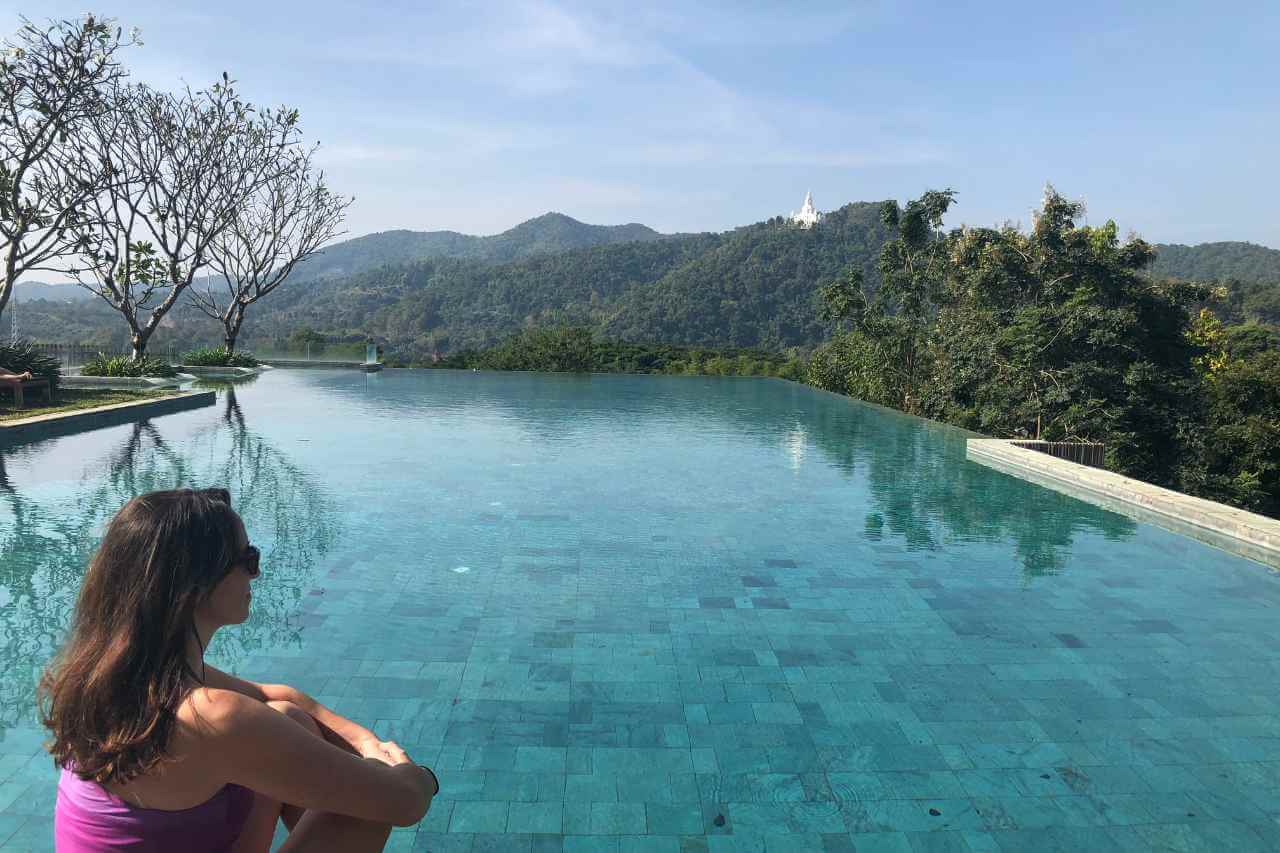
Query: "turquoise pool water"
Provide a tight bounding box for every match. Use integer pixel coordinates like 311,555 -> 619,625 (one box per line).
1,369 -> 1278,852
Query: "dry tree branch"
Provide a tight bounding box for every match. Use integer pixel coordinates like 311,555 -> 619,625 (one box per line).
0,14 -> 136,320
195,140 -> 351,352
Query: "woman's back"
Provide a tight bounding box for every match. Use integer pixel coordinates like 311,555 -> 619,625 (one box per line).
55,687 -> 263,851
56,766 -> 255,853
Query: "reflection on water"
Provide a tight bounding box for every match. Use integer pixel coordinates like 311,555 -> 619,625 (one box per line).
0,386 -> 337,732
0,453 -> 89,733
193,372 -> 262,392
799,392 -> 1137,578
337,371 -> 1135,579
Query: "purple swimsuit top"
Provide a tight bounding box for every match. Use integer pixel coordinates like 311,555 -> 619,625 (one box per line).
55,767 -> 255,852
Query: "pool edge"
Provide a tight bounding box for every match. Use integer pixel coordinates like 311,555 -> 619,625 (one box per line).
0,390 -> 217,445
967,438 -> 1280,570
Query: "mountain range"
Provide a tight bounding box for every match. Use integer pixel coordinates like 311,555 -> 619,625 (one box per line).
12,209 -> 1280,358
12,213 -> 674,303
286,212 -> 674,279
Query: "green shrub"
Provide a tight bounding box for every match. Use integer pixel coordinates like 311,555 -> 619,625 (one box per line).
181,347 -> 259,367
0,341 -> 62,390
430,326 -> 808,379
80,353 -> 178,378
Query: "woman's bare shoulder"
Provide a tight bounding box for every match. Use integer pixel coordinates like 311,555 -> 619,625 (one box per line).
177,686 -> 267,735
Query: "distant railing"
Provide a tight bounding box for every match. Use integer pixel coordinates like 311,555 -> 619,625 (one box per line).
252,342 -> 371,362
28,341 -> 377,368
1010,440 -> 1106,469
28,342 -> 179,369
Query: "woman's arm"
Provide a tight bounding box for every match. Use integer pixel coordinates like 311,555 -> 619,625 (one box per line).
201,665 -> 380,754
193,688 -> 433,826
286,690 -> 381,756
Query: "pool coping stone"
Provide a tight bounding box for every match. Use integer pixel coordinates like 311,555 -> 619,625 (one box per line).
0,390 -> 216,443
967,438 -> 1280,569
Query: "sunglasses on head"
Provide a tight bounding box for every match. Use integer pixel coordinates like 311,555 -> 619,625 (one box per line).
236,544 -> 261,578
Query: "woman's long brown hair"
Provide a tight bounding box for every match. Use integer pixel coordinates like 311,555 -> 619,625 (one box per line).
39,488 -> 240,784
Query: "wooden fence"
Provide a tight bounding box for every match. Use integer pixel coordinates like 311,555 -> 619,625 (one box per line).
1010,440 -> 1107,469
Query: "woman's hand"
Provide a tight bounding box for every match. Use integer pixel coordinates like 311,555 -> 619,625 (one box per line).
357,738 -> 440,797
358,737 -> 411,766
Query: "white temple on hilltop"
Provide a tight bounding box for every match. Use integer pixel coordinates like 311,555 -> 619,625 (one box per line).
790,191 -> 822,228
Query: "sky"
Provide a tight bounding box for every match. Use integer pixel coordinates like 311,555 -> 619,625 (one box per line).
6,0 -> 1279,247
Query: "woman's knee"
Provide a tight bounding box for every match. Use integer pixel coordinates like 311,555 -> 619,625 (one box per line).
266,699 -> 321,737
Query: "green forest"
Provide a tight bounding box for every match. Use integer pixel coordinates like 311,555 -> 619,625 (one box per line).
423,326 -> 805,378
1150,240 -> 1280,284
806,188 -> 1280,518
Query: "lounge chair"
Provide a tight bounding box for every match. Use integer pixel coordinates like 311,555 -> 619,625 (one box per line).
0,376 -> 52,410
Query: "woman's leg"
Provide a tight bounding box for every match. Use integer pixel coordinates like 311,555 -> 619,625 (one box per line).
276,811 -> 393,853
232,787 -> 287,853
232,700 -> 391,853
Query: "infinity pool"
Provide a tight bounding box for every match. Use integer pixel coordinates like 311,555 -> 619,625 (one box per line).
1,370 -> 1278,852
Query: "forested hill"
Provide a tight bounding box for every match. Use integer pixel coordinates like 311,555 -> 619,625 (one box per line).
19,208 -> 1277,359
236,201 -> 893,356
287,212 -> 672,279
603,203 -> 892,347
1146,241 -> 1280,325
1150,241 -> 1280,283
14,281 -> 93,302
248,223 -> 1280,355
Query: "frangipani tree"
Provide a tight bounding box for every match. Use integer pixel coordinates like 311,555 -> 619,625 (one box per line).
0,14 -> 135,322
68,76 -> 301,359
194,143 -> 351,353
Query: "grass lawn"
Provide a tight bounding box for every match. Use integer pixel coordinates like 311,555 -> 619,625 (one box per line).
0,388 -> 178,423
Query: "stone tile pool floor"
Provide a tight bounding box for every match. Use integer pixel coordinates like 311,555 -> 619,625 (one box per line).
2,370 -> 1279,851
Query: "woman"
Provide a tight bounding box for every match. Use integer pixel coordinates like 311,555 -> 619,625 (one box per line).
40,488 -> 438,852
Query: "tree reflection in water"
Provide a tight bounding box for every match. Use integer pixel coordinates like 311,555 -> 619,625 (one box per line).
0,384 -> 336,731
800,393 -> 1136,578
0,453 -> 92,733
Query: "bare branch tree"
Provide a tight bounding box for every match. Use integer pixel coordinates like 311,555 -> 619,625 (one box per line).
67,75 -> 300,359
193,143 -> 352,353
0,15 -> 135,322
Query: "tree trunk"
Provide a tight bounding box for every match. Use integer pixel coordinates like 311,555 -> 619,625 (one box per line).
131,270 -> 185,362
223,308 -> 244,353
130,329 -> 149,361
0,240 -> 20,322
